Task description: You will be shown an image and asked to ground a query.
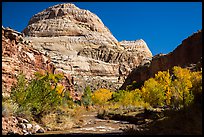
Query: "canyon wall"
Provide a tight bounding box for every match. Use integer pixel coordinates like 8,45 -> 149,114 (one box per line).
120,30 -> 202,90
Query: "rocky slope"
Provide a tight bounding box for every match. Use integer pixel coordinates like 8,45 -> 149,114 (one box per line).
2,26 -> 52,97
2,26 -> 77,135
120,30 -> 202,90
2,25 -> 78,99
2,27 -> 46,135
22,3 -> 152,92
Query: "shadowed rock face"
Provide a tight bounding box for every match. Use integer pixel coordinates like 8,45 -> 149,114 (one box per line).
120,30 -> 202,90
21,3 -> 153,92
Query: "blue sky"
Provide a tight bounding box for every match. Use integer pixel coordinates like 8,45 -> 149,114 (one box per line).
2,2 -> 202,56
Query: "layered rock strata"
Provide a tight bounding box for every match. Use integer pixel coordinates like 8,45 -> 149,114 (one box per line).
2,26 -> 52,97
22,3 -> 118,48
22,3 -> 152,92
2,26 -> 78,135
2,26 -> 75,99
120,30 -> 202,90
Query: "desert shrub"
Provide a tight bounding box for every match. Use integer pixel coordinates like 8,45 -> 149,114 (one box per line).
117,91 -> 134,106
112,90 -> 126,102
2,98 -> 19,117
81,86 -> 92,107
61,89 -> 76,108
11,71 -> 65,119
131,89 -> 147,105
92,88 -> 112,106
112,90 -> 135,105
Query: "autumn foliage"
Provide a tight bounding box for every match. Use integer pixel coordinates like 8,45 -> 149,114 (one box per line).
10,66 -> 202,120
91,88 -> 113,106
10,71 -> 72,118
130,66 -> 201,109
109,66 -> 202,109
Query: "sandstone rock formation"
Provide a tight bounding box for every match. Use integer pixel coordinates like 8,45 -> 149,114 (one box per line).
22,3 -> 118,48
2,26 -> 51,97
2,26 -> 78,135
120,30 -> 202,90
22,3 -> 152,92
2,26 -> 76,98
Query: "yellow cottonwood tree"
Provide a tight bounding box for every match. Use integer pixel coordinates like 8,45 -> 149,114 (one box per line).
141,78 -> 166,107
154,70 -> 172,105
92,88 -> 112,106
171,66 -> 193,109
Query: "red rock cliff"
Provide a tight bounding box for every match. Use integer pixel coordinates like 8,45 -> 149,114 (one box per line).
2,27 -> 76,99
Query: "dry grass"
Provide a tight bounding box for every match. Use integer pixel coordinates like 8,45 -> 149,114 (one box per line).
37,105 -> 91,131
72,106 -> 87,120
2,99 -> 19,117
41,111 -> 74,131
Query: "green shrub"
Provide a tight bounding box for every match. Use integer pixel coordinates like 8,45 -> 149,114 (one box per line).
112,90 -> 126,102
11,71 -> 64,119
2,99 -> 19,117
61,90 -> 75,108
81,86 -> 92,107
